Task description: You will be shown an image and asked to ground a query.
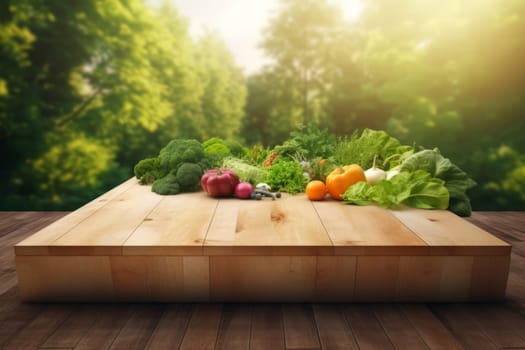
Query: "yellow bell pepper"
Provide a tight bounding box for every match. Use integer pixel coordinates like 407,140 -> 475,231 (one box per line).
326,164 -> 366,200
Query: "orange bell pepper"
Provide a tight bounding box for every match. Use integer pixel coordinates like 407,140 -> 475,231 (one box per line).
325,164 -> 366,200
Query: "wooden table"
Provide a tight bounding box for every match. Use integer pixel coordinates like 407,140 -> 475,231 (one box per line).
14,178 -> 511,302
2,211 -> 524,349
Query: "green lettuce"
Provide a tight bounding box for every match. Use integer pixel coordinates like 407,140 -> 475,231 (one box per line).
399,149 -> 476,216
334,129 -> 413,170
343,170 -> 450,210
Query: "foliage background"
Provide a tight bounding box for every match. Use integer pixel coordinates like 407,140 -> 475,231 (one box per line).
1,0 -> 524,210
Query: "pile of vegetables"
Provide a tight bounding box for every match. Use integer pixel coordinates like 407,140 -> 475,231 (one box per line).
335,130 -> 476,216
134,139 -> 209,195
133,126 -> 477,216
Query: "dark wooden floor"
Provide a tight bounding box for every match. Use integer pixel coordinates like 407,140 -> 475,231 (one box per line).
1,211 -> 524,350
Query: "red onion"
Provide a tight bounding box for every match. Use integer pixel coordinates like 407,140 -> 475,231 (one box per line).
235,182 -> 254,199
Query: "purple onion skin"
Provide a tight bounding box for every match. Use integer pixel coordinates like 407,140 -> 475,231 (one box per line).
235,182 -> 254,199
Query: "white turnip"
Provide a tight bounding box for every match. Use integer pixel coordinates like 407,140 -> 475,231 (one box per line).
365,155 -> 386,185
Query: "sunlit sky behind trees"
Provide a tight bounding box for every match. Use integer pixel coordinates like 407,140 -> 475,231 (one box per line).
152,0 -> 364,74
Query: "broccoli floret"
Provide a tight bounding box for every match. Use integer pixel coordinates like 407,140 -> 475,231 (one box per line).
152,172 -> 181,195
134,138 -> 210,195
202,137 -> 231,167
134,157 -> 163,184
176,163 -> 203,190
204,143 -> 231,156
202,137 -> 245,158
158,139 -> 205,172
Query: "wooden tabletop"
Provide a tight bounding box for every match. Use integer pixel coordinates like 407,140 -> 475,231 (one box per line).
1,211 -> 524,349
14,178 -> 511,257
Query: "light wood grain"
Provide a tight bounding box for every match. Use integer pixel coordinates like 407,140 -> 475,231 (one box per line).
392,208 -> 511,255
204,194 -> 332,255
354,256 -> 400,301
14,178 -> 135,255
15,256 -> 114,302
48,182 -> 163,255
110,256 -> 210,302
396,256 -> 473,301
313,201 -> 426,248
210,256 -> 317,302
470,255 -> 510,300
123,192 -> 217,255
315,256 -> 356,301
12,180 -> 513,302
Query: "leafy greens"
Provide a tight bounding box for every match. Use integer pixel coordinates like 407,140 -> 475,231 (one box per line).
343,170 -> 450,210
334,129 -> 413,170
399,149 -> 477,216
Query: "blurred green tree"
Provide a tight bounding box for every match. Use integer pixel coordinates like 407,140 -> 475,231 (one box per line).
0,0 -> 246,209
193,31 -> 246,141
260,0 -> 345,125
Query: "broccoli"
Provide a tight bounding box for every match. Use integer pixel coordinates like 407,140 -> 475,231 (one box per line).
134,157 -> 164,185
175,163 -> 203,190
203,137 -> 230,154
202,137 -> 232,167
134,139 -> 208,195
159,139 -> 207,172
152,172 -> 181,195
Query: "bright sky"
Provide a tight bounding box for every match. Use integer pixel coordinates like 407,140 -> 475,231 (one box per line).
168,0 -> 364,75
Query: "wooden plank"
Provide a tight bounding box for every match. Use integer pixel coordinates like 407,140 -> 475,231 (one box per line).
373,304 -> 429,349
42,304 -> 101,348
0,300 -> 43,348
14,179 -> 135,255
401,304 -> 463,349
183,256 -> 210,300
344,305 -> 394,350
210,256 -> 316,302
0,212 -> 67,246
354,256 -> 399,301
250,304 -> 285,350
48,181 -> 163,255
431,304 -> 498,350
313,304 -> 358,350
467,212 -> 525,242
282,304 -> 320,350
467,304 -> 525,348
215,304 -> 252,350
110,256 -> 180,301
204,194 -> 332,255
179,304 -> 223,350
0,212 -> 41,238
0,269 -> 17,297
109,256 -> 209,301
3,305 -> 72,350
16,256 -> 114,302
0,286 -> 25,324
396,256 -> 473,301
469,255 -> 510,300
145,304 -> 193,350
313,202 -> 428,252
74,305 -> 134,350
392,208 -> 511,255
124,192 -> 217,255
107,305 -> 163,350
315,256 -> 356,301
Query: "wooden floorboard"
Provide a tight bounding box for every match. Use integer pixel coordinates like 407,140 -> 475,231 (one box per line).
0,211 -> 524,349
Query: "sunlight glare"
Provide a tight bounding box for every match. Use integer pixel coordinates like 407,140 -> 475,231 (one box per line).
333,0 -> 365,22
